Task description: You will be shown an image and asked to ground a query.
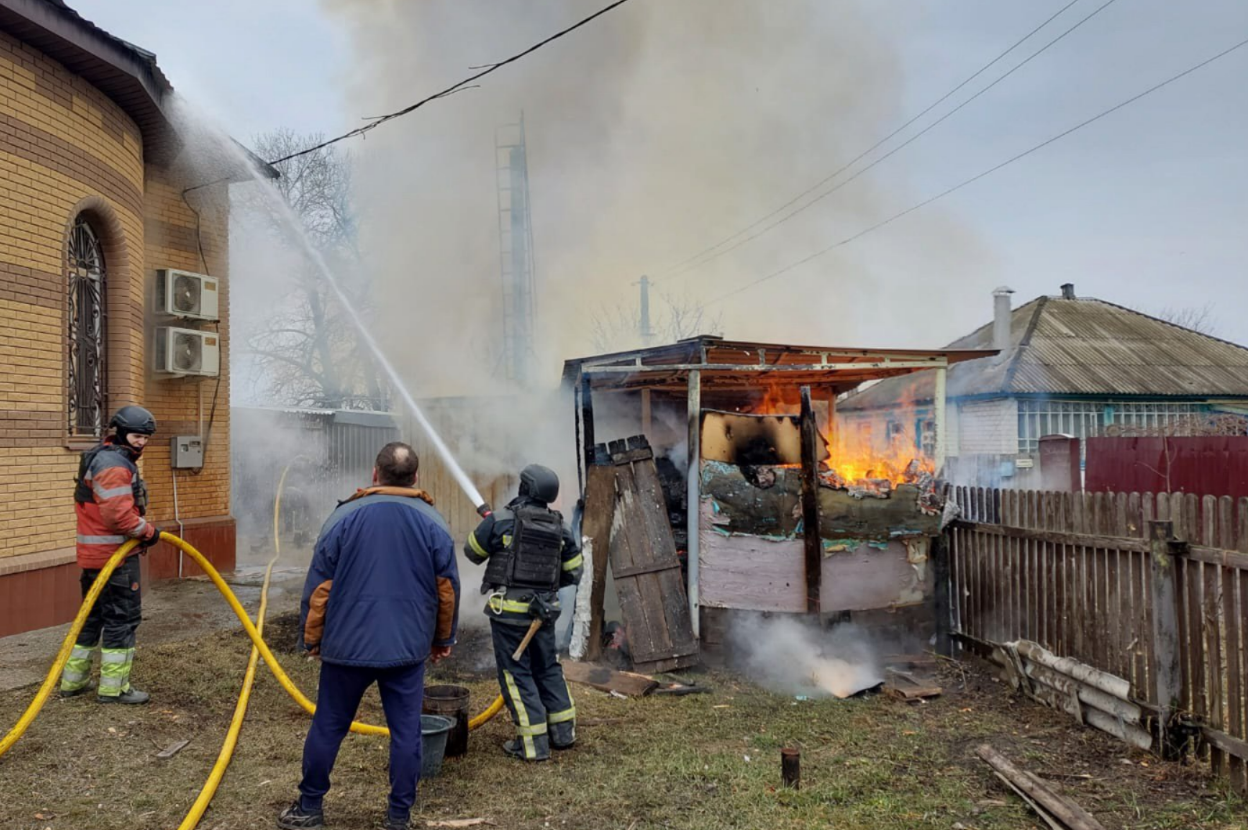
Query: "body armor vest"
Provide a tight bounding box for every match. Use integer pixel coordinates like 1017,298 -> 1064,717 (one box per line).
75,444 -> 148,516
483,504 -> 564,592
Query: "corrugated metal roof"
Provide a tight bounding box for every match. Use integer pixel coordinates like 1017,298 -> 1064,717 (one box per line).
840,294 -> 1248,410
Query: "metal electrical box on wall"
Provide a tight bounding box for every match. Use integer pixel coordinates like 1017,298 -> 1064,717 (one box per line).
171,436 -> 204,469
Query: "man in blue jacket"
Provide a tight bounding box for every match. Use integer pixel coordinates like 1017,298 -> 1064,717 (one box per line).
279,442 -> 459,830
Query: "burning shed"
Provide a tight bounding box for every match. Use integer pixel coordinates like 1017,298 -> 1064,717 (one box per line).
562,336 -> 993,664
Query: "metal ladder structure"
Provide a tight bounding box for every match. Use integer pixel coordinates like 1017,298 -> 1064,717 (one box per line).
495,113 -> 538,384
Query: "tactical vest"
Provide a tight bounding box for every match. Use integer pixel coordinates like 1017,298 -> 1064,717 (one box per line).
483,504 -> 565,592
75,444 -> 148,516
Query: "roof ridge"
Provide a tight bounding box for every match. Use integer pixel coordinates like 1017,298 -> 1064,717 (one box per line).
1001,296 -> 1047,393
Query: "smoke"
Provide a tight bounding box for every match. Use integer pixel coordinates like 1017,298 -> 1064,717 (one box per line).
317,0 -> 997,404
728,614 -> 883,699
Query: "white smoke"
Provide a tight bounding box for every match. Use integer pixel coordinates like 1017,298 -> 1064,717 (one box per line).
729,614 -> 883,699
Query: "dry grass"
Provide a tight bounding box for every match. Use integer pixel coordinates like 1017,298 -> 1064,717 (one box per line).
0,617 -> 1242,830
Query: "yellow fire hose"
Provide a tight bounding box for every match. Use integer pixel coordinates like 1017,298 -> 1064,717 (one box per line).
176,464 -> 291,829
1,532 -> 505,769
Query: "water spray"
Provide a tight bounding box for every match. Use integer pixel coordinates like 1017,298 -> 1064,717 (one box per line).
266,188 -> 490,512
196,111 -> 490,513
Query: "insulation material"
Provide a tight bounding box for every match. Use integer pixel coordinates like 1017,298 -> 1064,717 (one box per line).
700,410 -> 824,466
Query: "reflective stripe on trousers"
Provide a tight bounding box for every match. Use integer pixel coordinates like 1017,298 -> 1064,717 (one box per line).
502,671 -> 543,758
98,647 -> 134,696
60,644 -> 97,691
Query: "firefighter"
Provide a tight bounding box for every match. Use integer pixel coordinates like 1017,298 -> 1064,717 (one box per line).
60,405 -> 161,704
465,464 -> 583,761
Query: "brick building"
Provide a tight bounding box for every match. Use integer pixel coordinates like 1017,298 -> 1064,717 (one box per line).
0,1 -> 273,636
838,284 -> 1248,490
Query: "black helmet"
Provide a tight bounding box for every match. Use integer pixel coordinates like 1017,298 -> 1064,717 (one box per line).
518,464 -> 559,504
110,405 -> 157,437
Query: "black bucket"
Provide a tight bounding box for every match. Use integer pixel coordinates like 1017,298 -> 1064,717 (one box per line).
423,685 -> 470,758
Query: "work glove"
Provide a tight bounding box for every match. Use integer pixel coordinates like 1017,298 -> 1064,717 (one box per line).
138,526 -> 161,550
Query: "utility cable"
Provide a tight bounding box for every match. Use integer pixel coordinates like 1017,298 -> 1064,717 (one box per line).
661,0 -> 1114,282
186,0 -> 635,194
705,35 -> 1248,307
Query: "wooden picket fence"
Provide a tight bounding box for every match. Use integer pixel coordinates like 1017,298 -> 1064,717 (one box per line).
945,487 -> 1248,794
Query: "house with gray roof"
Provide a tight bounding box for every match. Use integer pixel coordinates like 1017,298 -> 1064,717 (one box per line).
837,284 -> 1248,488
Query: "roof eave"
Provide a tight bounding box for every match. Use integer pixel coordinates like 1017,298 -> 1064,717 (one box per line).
0,0 -> 177,156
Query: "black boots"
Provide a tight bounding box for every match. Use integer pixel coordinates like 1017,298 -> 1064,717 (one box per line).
550,720 -> 576,750
503,734 -> 551,761
276,801 -> 325,829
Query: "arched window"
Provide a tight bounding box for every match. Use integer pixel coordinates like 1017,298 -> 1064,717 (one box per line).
67,216 -> 107,438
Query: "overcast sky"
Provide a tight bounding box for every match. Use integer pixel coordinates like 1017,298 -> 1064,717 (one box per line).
77,0 -> 1248,354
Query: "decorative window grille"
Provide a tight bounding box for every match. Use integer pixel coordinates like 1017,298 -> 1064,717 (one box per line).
1017,399 -> 1205,454
68,217 -> 107,438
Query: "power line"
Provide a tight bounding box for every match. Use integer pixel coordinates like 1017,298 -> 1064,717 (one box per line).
271,0 -> 634,165
661,0 -> 1113,282
705,35 -> 1248,308
187,0 -> 635,190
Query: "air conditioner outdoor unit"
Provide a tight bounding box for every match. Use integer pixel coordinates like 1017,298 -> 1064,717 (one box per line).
154,327 -> 220,377
156,269 -> 219,321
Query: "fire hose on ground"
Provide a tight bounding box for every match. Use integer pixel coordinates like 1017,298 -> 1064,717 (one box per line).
0,487 -> 506,822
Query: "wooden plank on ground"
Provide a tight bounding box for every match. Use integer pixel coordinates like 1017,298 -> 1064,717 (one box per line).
977,744 -> 1106,830
561,661 -> 659,697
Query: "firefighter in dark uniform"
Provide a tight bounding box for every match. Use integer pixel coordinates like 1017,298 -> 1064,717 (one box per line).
60,405 -> 161,703
465,465 -> 583,761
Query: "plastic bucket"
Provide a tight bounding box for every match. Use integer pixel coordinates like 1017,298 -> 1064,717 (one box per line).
423,684 -> 471,758
420,714 -> 454,778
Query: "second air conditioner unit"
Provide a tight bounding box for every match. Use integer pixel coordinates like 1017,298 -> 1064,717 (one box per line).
154,327 -> 220,377
156,269 -> 219,321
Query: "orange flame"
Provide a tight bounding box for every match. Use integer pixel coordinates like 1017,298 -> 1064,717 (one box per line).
747,384 -> 933,486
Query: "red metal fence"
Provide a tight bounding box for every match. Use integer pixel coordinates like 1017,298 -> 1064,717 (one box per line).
1085,436 -> 1248,500
946,487 -> 1248,794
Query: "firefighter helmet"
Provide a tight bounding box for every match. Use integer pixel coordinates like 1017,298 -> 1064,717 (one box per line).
109,405 -> 157,436
518,464 -> 559,505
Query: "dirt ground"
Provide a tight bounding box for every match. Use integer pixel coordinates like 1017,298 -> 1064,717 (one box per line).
0,606 -> 1243,830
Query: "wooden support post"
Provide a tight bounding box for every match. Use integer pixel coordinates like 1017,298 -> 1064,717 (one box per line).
641,388 -> 652,437
933,365 -> 948,475
580,375 -> 596,469
1149,519 -> 1185,760
932,532 -> 953,657
799,386 -> 822,616
583,464 -> 617,662
781,748 -> 801,789
686,369 -> 701,638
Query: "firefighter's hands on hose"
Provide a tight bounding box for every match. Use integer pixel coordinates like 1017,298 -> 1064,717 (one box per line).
137,525 -> 161,551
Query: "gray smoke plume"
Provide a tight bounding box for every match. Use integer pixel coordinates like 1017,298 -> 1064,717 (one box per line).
728,614 -> 883,699
318,0 -> 994,402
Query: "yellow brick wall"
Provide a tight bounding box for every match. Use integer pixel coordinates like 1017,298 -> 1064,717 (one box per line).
142,172 -> 232,525
0,31 -> 231,559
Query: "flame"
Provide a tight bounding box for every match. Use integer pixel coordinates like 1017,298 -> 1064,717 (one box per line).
747,383 -> 933,486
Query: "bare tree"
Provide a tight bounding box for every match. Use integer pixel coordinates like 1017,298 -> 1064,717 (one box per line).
589,287 -> 723,354
235,130 -> 385,410
1156,303 -> 1219,336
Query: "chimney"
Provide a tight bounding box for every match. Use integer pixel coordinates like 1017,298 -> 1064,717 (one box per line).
1060,283 -> 1075,300
992,286 -> 1014,360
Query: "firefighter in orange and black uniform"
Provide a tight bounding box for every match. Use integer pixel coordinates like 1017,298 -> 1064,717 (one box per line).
60,405 -> 160,704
